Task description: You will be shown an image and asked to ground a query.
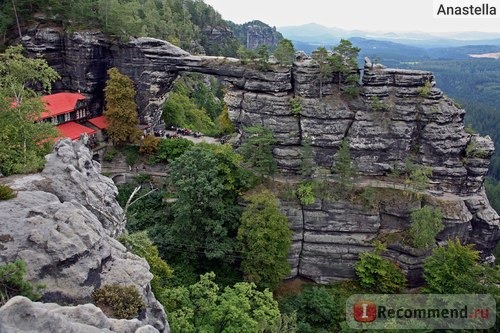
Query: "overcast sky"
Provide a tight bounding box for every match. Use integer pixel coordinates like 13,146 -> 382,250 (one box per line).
203,0 -> 500,33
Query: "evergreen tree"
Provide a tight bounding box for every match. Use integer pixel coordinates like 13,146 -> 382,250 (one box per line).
237,190 -> 292,290
273,39 -> 295,66
331,138 -> 357,195
311,47 -> 332,99
300,135 -> 315,178
240,125 -> 277,179
104,67 -> 141,145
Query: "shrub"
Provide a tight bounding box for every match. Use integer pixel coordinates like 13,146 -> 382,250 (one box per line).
355,241 -> 406,293
0,260 -> 43,305
290,97 -> 302,116
423,239 -> 483,294
153,138 -> 194,163
139,135 -> 160,155
418,81 -> 432,98
465,140 -> 488,158
409,206 -> 444,249
296,182 -> 315,205
119,232 -> 173,294
93,284 -> 145,319
0,184 -> 16,200
103,147 -> 118,162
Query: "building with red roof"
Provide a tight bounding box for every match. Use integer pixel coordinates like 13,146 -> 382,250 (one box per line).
57,122 -> 96,140
39,92 -> 89,125
88,115 -> 109,130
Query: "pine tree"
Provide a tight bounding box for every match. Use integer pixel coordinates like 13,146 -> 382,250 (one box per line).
332,138 -> 357,195
104,67 -> 141,145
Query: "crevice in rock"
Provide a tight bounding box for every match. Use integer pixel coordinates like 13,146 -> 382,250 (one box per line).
81,254 -> 112,288
39,249 -> 91,279
297,204 -> 306,276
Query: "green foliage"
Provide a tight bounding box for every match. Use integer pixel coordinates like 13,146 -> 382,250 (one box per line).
119,231 -> 173,294
290,97 -> 302,116
280,286 -> 340,333
104,68 -> 141,145
167,144 -> 252,262
423,239 -> 483,294
160,272 -> 281,332
93,284 -> 145,319
485,177 -> 500,214
139,135 -> 160,155
331,39 -> 360,97
358,186 -> 376,211
117,184 -> 171,233
0,184 -> 16,200
152,138 -> 194,163
1,1 -> 242,55
296,182 -> 315,205
256,45 -> 270,70
217,104 -> 235,135
0,45 -> 59,176
103,147 -> 118,162
300,136 -> 315,178
370,96 -> 384,111
162,76 -> 218,135
237,45 -> 257,65
355,241 -> 406,293
409,206 -> 444,249
404,161 -> 432,192
274,39 -> 296,66
465,139 -> 489,158
311,47 -> 332,99
331,139 -> 357,195
0,260 -> 43,305
237,190 -> 292,290
240,125 -> 277,178
417,81 -> 433,98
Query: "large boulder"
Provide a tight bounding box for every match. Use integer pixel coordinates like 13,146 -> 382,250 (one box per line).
0,140 -> 168,332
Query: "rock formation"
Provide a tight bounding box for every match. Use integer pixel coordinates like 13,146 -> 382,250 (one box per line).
16,23 -> 499,286
230,20 -> 283,50
0,296 -> 160,333
0,140 -> 168,332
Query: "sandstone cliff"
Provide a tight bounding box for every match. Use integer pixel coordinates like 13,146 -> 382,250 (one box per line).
16,24 -> 499,286
0,140 -> 168,332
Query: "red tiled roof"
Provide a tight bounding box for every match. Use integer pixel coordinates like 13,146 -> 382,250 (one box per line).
40,92 -> 86,119
57,122 -> 96,141
88,115 -> 109,129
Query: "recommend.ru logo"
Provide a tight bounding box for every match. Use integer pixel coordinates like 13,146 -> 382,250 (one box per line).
346,294 -> 496,329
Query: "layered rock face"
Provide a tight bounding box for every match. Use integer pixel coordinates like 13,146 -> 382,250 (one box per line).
0,140 -> 168,332
17,24 -> 499,285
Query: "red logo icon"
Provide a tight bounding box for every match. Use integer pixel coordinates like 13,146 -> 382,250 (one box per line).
353,301 -> 377,322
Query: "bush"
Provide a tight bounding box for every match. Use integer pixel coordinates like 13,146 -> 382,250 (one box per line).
409,206 -> 444,248
119,232 -> 173,294
418,81 -> 432,98
153,138 -> 194,163
296,182 -> 315,205
280,286 -> 340,332
0,260 -> 43,305
355,241 -> 406,293
93,284 -> 145,319
290,97 -> 302,116
423,239 -> 483,294
0,184 -> 16,200
103,147 -> 118,162
139,135 -> 160,155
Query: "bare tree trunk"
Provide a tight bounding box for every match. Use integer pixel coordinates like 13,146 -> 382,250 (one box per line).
11,0 -> 22,39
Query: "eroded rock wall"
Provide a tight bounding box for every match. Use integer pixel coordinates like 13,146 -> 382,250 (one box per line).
0,140 -> 168,332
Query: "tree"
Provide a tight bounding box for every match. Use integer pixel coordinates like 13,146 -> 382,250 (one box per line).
409,206 -> 444,249
237,190 -> 292,290
160,272 -> 281,332
274,39 -> 296,66
423,239 -> 483,294
330,39 -> 360,97
331,138 -> 357,195
300,135 -> 315,178
257,44 -> 270,70
167,144 -> 252,262
355,241 -> 406,293
311,47 -> 333,99
103,67 -> 141,145
1,260 -> 43,305
240,125 -> 277,179
0,45 -> 59,176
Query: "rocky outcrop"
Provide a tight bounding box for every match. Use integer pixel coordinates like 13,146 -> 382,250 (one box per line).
0,296 -> 159,333
0,140 -> 168,332
17,24 -> 499,286
231,20 -> 283,50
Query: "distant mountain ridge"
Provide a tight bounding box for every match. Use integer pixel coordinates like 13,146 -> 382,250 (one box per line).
278,23 -> 500,48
